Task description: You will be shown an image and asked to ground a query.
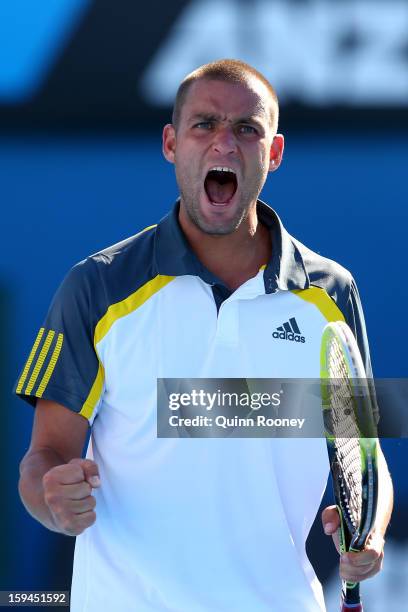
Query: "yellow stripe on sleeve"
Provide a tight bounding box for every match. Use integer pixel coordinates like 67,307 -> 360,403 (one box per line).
80,361 -> 105,419
25,330 -> 55,395
80,274 -> 175,420
16,328 -> 45,393
291,287 -> 345,323
35,333 -> 64,398
95,274 -> 175,345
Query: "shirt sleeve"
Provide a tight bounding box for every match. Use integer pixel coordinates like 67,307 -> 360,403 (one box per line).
13,258 -> 105,422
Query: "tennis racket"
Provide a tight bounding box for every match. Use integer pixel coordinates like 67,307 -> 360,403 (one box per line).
320,321 -> 379,612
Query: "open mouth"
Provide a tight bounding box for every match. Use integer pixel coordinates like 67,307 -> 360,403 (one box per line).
204,167 -> 238,205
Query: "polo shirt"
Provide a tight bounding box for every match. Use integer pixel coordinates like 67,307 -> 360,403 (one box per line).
15,200 -> 373,612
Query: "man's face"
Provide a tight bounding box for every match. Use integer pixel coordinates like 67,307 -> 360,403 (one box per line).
163,78 -> 283,235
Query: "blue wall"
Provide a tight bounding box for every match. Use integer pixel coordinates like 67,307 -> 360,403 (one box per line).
2,132 -> 407,589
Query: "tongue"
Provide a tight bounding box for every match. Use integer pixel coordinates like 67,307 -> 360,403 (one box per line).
205,177 -> 235,203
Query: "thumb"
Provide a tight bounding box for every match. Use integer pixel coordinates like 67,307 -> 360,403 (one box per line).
68,458 -> 101,488
321,505 -> 340,535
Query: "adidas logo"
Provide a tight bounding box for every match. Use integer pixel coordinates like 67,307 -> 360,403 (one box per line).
272,317 -> 306,343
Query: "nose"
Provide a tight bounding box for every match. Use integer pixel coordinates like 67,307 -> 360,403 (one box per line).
212,126 -> 237,156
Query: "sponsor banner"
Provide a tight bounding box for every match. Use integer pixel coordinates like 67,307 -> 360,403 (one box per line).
157,378 -> 408,438
142,0 -> 408,109
0,0 -> 407,128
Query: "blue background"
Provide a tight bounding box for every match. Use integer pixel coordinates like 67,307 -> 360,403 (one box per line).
2,131 -> 407,592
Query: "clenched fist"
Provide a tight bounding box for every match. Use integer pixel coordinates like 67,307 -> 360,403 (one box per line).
42,458 -> 100,536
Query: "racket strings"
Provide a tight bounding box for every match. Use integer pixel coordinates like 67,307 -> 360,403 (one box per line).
326,336 -> 363,532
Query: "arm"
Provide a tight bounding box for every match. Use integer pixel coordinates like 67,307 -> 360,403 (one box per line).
19,399 -> 100,536
322,442 -> 393,582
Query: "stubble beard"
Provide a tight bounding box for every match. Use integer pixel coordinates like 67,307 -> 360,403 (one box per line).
175,155 -> 268,235
181,190 -> 248,235
178,178 -> 264,236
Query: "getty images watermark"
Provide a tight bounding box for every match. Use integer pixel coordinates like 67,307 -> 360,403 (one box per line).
157,379 -> 319,438
157,378 -> 408,439
167,388 -> 305,430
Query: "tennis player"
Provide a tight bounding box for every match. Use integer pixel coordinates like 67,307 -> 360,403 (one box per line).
15,60 -> 393,611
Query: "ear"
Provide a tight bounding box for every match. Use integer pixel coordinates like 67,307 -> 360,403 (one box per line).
162,124 -> 176,164
268,134 -> 284,172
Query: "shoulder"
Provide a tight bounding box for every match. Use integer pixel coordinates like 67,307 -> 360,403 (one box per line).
292,236 -> 353,303
87,223 -> 157,279
290,235 -> 372,371
71,223 -> 157,291
54,224 -> 159,318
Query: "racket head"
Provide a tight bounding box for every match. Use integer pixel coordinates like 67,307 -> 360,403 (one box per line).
320,321 -> 379,608
320,321 -> 378,546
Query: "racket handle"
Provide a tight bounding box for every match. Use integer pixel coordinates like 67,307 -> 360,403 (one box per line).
341,600 -> 363,611
341,578 -> 362,610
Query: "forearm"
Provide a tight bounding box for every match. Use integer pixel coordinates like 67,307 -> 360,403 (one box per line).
19,447 -> 66,533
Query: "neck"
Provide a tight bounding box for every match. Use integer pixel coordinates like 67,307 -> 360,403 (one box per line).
178,202 -> 271,291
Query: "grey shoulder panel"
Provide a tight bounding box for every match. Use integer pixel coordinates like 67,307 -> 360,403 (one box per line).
87,225 -> 158,309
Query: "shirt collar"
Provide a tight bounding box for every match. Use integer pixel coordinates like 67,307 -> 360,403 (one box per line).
258,201 -> 310,293
154,199 -> 310,293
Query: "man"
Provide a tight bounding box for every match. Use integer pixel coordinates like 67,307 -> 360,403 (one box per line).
15,60 -> 392,611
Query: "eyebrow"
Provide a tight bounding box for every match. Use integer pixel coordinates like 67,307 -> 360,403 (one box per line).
189,112 -> 265,129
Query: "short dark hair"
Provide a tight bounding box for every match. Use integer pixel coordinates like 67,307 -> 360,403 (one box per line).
172,59 -> 279,131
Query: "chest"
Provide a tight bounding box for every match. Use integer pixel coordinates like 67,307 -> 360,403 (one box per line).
97,276 -> 332,388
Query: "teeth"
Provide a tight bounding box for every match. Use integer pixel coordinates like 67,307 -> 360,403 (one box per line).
208,166 -> 236,174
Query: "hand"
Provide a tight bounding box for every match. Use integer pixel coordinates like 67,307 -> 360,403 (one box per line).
42,458 -> 100,536
322,505 -> 384,583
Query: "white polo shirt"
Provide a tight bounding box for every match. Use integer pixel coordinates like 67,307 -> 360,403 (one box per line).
15,201 -> 372,612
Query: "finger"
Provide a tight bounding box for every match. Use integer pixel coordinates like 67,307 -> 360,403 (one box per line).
73,509 -> 96,532
63,481 -> 93,500
44,463 -> 86,486
341,557 -> 374,576
60,510 -> 96,536
340,553 -> 384,582
340,556 -> 383,582
48,481 -> 92,502
69,495 -> 96,514
69,459 -> 100,488
343,549 -> 381,567
321,505 -> 340,535
51,496 -> 95,517
331,529 -> 341,555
